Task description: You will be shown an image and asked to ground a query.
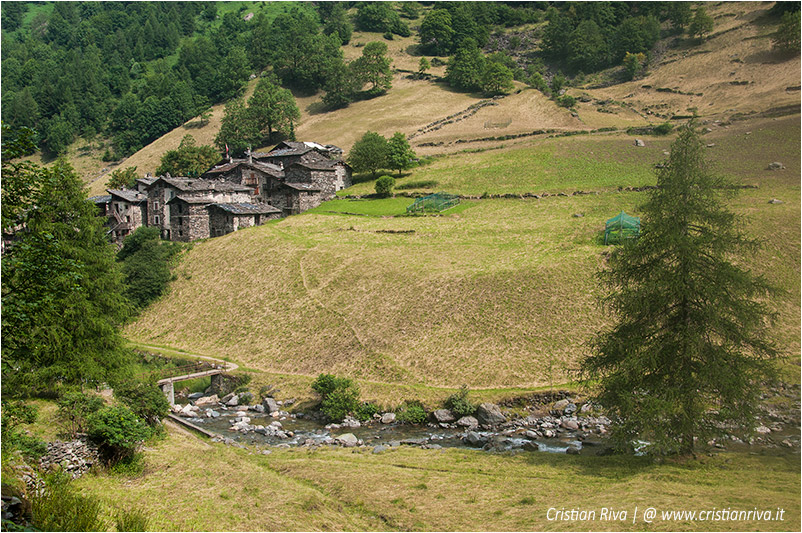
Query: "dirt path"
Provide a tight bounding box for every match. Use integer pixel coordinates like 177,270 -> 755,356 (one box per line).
129,342 -> 239,372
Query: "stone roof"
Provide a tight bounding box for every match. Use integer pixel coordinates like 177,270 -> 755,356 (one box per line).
158,177 -> 252,193
168,195 -> 216,205
288,158 -> 339,171
205,159 -> 283,178
136,177 -> 157,187
263,146 -> 314,159
107,189 -> 147,203
90,195 -> 111,204
208,203 -> 282,215
283,182 -> 322,192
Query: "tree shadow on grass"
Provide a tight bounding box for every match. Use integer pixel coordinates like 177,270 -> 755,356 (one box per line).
306,100 -> 329,116
521,449 -> 656,480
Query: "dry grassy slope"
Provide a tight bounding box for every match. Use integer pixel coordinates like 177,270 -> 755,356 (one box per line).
590,2 -> 801,121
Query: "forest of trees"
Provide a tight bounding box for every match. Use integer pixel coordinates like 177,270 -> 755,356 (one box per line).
4,2 -> 795,158
1,2 -> 344,158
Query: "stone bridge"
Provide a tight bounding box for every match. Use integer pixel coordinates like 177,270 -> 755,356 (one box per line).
157,365 -> 231,405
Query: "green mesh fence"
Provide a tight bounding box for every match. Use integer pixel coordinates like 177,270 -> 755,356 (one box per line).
406,192 -> 460,213
604,211 -> 640,245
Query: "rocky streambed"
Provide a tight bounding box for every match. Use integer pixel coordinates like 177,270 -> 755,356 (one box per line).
170,386 -> 801,456
172,392 -> 618,455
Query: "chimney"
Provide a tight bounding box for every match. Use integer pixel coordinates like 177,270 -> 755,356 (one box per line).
247,146 -> 252,164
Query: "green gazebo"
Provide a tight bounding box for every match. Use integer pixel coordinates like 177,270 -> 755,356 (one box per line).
604,211 -> 640,245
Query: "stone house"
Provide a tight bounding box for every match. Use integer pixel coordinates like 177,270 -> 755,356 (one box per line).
266,182 -> 324,215
146,176 -> 253,240
284,153 -> 352,197
90,189 -> 148,244
202,158 -> 283,196
207,203 -> 282,237
254,141 -> 344,169
92,140 -> 350,244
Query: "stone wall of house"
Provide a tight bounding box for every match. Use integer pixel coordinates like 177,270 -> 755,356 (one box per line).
334,164 -> 351,191
186,204 -> 211,240
209,209 -> 283,238
108,200 -> 146,244
146,183 -> 172,236
209,208 -> 235,237
284,167 -> 343,199
299,191 -> 324,212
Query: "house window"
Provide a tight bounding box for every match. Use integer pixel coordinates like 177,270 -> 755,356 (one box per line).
178,229 -> 183,237
154,201 -> 159,210
126,216 -> 130,223
154,215 -> 160,225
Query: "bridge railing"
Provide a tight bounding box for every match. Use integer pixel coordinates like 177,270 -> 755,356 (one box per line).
147,361 -> 219,382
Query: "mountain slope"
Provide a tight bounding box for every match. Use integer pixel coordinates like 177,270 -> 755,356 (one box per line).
125,114 -> 800,389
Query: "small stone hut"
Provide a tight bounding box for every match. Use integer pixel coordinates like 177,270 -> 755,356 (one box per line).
208,202 -> 282,237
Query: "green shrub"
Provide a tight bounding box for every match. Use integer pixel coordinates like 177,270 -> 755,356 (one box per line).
87,406 -> 151,464
355,402 -> 380,422
396,401 -> 427,424
114,381 -> 168,428
653,122 -> 674,135
118,227 -> 183,310
321,386 -> 360,422
115,506 -> 150,532
311,374 -> 354,398
557,94 -> 576,108
312,374 -> 360,422
57,390 -> 106,438
1,400 -> 47,460
231,373 -> 252,394
444,385 -> 476,417
30,472 -> 106,532
375,175 -> 395,197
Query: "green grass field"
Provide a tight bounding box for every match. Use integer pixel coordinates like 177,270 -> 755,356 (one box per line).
72,424 -> 800,531
346,132 -> 667,197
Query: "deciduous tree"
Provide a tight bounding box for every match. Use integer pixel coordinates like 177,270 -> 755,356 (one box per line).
248,77 -> 301,142
386,132 -> 416,175
107,166 -> 139,189
215,98 -> 258,157
348,131 -> 388,177
689,6 -> 714,39
352,41 -> 393,95
419,9 -> 454,55
772,11 -> 801,54
156,135 -> 219,178
445,38 -> 485,92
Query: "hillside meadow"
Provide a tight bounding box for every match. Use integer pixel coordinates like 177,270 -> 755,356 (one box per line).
125,114 -> 800,393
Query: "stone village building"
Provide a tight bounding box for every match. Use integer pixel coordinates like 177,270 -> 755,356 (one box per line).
91,141 -> 351,245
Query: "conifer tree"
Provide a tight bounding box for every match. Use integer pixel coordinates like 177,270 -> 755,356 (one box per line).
2,130 -> 133,395
582,122 -> 778,455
